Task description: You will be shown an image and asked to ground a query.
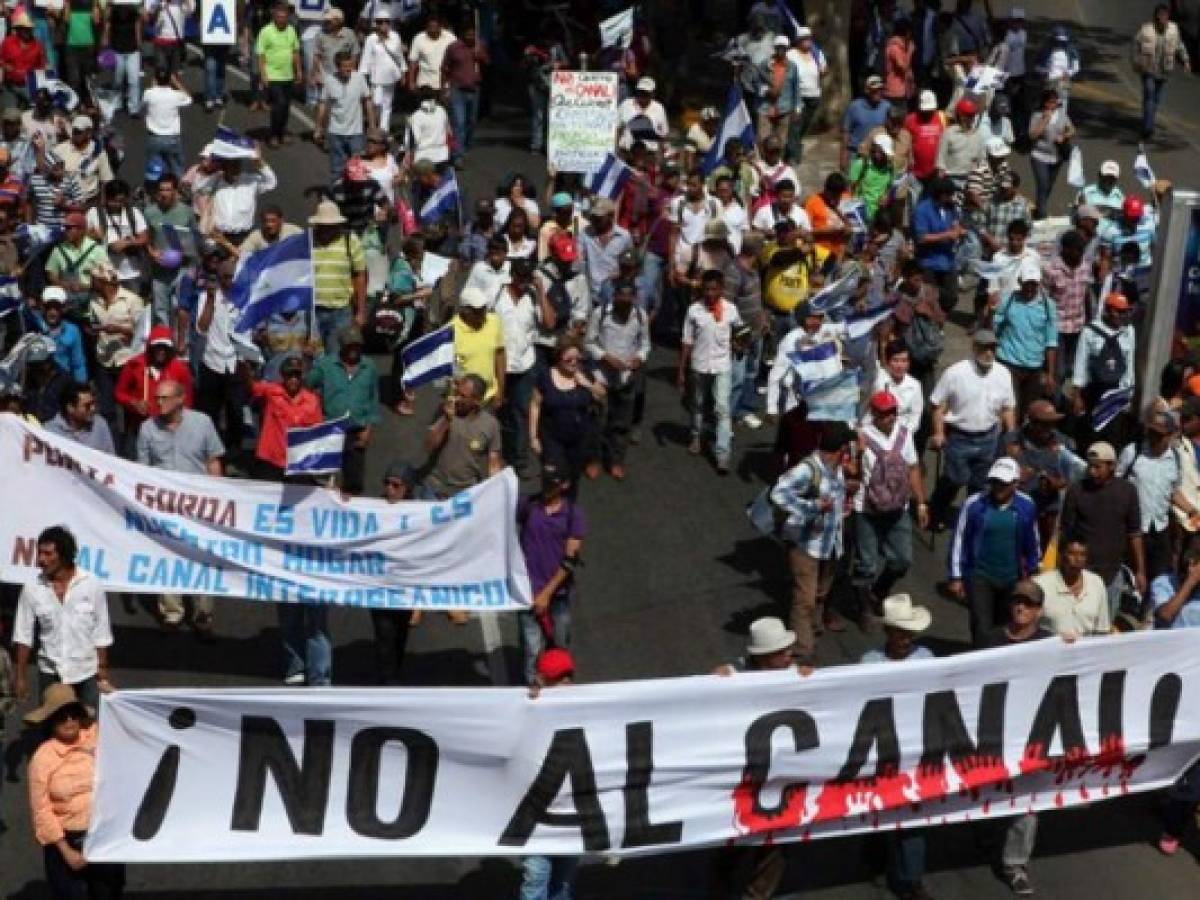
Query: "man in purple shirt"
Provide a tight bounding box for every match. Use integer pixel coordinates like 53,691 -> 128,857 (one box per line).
517,460 -> 586,684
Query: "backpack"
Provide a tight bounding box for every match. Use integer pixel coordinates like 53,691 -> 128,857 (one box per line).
540,265 -> 574,334
746,454 -> 823,540
1086,323 -> 1127,390
904,312 -> 944,367
863,427 -> 911,513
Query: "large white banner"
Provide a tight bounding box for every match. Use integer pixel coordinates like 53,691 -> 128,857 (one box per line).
0,416 -> 530,610
87,632 -> 1200,862
548,71 -> 620,175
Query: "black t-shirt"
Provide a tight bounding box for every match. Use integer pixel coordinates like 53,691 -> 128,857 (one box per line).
979,626 -> 1053,649
109,5 -> 141,53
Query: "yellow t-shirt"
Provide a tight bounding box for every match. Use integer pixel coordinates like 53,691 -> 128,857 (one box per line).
760,242 -> 830,313
452,313 -> 505,401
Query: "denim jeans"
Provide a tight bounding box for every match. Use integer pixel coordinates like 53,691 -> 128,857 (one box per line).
968,576 -> 1015,647
886,830 -> 926,892
278,603 -> 332,685
113,50 -> 142,113
640,250 -> 665,318
315,305 -> 353,355
1142,74 -> 1167,135
690,369 -> 733,458
204,46 -> 228,104
328,133 -> 365,185
450,87 -> 480,160
730,336 -> 763,419
852,509 -> 913,595
519,595 -> 571,685
528,82 -> 547,150
519,855 -> 578,900
1030,157 -> 1061,219
151,272 -> 183,324
146,133 -> 184,177
1002,812 -> 1038,869
929,426 -> 998,528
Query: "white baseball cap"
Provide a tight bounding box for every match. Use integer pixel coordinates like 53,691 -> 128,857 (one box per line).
635,76 -> 655,93
873,133 -> 895,156
1018,259 -> 1043,283
918,90 -> 937,112
796,26 -> 813,38
459,287 -> 490,309
773,35 -> 791,48
988,457 -> 1022,484
1100,160 -> 1120,177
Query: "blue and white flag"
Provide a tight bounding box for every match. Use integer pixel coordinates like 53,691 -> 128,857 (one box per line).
1093,385 -> 1134,433
701,84 -> 755,176
26,70 -> 78,110
286,415 -> 350,477
211,125 -> 258,161
964,64 -> 1008,93
419,171 -> 462,226
808,270 -> 859,315
400,324 -> 455,390
803,370 -> 862,423
599,7 -> 634,48
775,0 -> 801,38
845,302 -> 897,342
0,276 -> 20,318
583,152 -> 634,200
1133,146 -> 1156,190
229,232 -> 313,332
15,223 -> 63,258
787,340 -> 842,384
125,306 -> 154,357
972,255 -> 1022,281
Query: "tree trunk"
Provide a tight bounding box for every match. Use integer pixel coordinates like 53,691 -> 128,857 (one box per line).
809,0 -> 851,132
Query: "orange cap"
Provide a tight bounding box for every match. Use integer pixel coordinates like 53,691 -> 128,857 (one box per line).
1103,292 -> 1130,311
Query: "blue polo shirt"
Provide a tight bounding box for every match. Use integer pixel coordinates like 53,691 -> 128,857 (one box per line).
912,198 -> 959,273
994,292 -> 1058,369
842,98 -> 892,152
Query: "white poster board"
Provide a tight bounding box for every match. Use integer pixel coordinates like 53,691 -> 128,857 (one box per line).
548,70 -> 620,175
200,0 -> 237,45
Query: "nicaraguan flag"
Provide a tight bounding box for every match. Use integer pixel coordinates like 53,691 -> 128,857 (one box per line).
1133,146 -> 1156,190
419,171 -> 461,225
845,302 -> 897,342
229,232 -> 313,332
400,324 -> 455,390
15,223 -> 63,258
26,70 -> 78,110
808,270 -> 860,314
775,0 -> 801,38
211,125 -> 258,161
286,416 -> 350,477
599,7 -> 634,48
701,84 -> 755,176
125,306 -> 154,356
964,64 -> 1007,93
787,340 -> 842,384
583,153 -> 634,200
0,276 -> 20,318
803,370 -> 862,423
1093,385 -> 1133,432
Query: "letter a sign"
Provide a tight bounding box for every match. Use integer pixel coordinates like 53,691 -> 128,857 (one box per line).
201,0 -> 237,45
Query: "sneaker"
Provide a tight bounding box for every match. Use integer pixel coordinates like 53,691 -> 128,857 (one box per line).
716,456 -> 730,475
1004,867 -> 1034,896
1158,835 -> 1180,856
284,672 -> 305,686
740,413 -> 763,430
688,437 -> 702,455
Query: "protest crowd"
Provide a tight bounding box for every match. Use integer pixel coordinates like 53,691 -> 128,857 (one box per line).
2,0 -> 1200,897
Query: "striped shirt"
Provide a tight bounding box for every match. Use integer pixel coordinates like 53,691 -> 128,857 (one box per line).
312,231 -> 366,309
1099,210 -> 1157,267
27,173 -> 83,228
1043,254 -> 1093,334
769,453 -> 846,559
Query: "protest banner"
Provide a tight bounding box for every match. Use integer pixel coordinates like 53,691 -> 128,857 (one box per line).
0,415 -> 530,610
87,631 -> 1200,862
200,0 -> 237,45
548,71 -> 620,175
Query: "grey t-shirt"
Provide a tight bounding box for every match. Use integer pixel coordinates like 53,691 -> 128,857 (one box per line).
322,72 -> 371,136
137,409 -> 225,474
427,410 -> 501,497
45,414 -> 116,455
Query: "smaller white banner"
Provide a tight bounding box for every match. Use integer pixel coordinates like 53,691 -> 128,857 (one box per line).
548,71 -> 620,175
200,0 -> 237,45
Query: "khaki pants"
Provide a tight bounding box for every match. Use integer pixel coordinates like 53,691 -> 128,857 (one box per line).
158,594 -> 214,625
756,110 -> 791,147
787,547 -> 837,660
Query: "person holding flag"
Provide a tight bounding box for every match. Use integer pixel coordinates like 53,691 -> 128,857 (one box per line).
304,324 -> 379,495
239,354 -> 323,482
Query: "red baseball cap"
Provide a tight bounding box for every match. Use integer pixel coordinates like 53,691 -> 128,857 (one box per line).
870,390 -> 899,413
148,325 -> 174,348
549,232 -> 578,263
955,98 -> 978,117
536,648 -> 575,681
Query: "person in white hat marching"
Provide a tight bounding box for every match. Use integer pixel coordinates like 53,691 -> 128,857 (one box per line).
1075,160 -> 1125,221
617,76 -> 668,152
992,258 -> 1057,416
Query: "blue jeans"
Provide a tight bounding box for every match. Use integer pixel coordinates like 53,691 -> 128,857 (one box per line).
1030,156 -> 1061,218
640,250 -> 664,318
450,87 -> 480,160
113,50 -> 141,113
519,595 -> 571,685
520,855 -> 578,900
943,426 -> 999,492
528,82 -> 547,150
690,369 -> 733,458
146,133 -> 184,178
1142,74 -> 1166,135
278,603 -> 332,685
204,46 -> 228,104
328,133 -> 364,185
730,336 -> 763,419
852,509 -> 913,592
315,305 -> 353,355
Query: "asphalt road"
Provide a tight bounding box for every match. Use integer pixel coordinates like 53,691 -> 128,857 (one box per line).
7,2 -> 1200,897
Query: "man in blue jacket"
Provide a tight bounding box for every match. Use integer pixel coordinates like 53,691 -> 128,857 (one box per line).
948,456 -> 1042,646
37,287 -> 87,384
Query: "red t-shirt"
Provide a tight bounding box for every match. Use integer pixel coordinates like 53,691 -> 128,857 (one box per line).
904,112 -> 946,180
0,34 -> 47,86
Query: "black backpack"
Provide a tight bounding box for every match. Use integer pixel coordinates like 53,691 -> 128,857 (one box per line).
1086,323 -> 1126,389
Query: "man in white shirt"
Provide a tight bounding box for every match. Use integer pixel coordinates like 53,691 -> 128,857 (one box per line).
765,304 -> 848,417
713,174 -> 749,254
750,178 -> 812,236
928,328 -> 1017,528
406,12 -> 455,92
142,68 -> 192,177
54,115 -> 114,206
869,340 -> 925,435
197,150 -> 278,244
495,259 -> 548,472
358,8 -> 406,133
13,525 -> 114,710
464,236 -> 511,306
617,76 -> 669,151
668,170 -> 721,287
195,258 -> 244,458
679,268 -> 743,474
1033,534 -> 1111,637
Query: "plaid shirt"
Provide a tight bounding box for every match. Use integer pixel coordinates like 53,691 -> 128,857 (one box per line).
985,194 -> 1031,242
769,453 -> 846,559
1043,254 -> 1093,334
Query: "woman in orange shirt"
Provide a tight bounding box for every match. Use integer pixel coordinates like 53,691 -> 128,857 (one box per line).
26,683 -> 125,898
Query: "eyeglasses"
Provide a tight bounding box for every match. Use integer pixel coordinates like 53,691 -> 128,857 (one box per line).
154,393 -> 178,401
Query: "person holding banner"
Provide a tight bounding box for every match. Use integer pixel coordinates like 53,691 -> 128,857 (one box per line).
24,683 -> 125,900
